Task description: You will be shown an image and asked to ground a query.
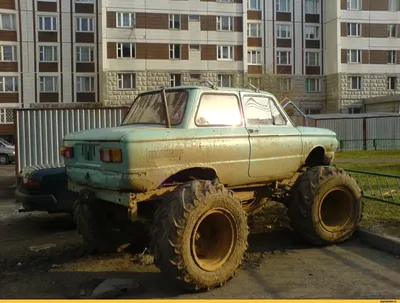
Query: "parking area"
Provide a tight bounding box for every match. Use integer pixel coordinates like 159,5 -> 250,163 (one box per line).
0,164 -> 399,299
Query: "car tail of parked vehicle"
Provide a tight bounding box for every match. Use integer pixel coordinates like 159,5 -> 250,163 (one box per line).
16,163 -> 77,215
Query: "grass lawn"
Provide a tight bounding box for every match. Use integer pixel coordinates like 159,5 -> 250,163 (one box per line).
336,150 -> 400,160
334,150 -> 400,238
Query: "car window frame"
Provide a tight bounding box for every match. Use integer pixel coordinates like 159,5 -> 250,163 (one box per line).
194,92 -> 244,128
121,88 -> 189,127
241,94 -> 289,127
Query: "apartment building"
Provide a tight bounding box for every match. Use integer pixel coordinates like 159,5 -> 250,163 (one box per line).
0,0 -> 399,138
326,0 -> 400,113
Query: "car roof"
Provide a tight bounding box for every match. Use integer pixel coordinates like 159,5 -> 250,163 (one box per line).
138,85 -> 277,99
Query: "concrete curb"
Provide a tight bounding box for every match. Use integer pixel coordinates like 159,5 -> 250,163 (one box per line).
355,228 -> 400,256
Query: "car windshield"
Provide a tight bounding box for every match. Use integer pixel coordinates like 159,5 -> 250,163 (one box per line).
122,90 -> 188,126
0,138 -> 12,146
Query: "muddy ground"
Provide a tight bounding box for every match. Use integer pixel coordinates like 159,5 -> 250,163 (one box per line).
0,165 -> 399,299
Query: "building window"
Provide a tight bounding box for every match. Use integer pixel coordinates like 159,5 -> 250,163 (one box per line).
217,46 -> 234,60
248,50 -> 261,65
216,16 -> 233,31
0,14 -> 16,30
76,46 -> 94,62
247,23 -> 261,37
276,0 -> 291,12
277,78 -> 291,91
388,0 -> 399,11
117,43 -> 136,59
347,0 -> 362,10
217,74 -> 232,87
170,74 -> 182,87
276,51 -> 291,65
39,46 -> 57,62
38,16 -> 57,31
76,17 -> 94,32
76,76 -> 95,93
248,0 -> 261,10
305,108 -> 321,115
388,51 -> 397,64
189,44 -> 200,51
305,25 -> 320,39
39,76 -> 58,92
0,45 -> 17,62
190,74 -> 201,80
388,24 -> 397,37
347,50 -> 362,63
387,76 -> 397,90
169,44 -> 181,59
305,0 -> 318,14
0,108 -> 14,124
306,78 -> 321,92
276,24 -> 291,39
347,23 -> 361,36
169,14 -> 181,29
117,73 -> 136,90
349,76 -> 362,90
116,12 -> 136,28
305,52 -> 320,66
0,76 -> 18,92
348,107 -> 362,114
188,15 -> 200,21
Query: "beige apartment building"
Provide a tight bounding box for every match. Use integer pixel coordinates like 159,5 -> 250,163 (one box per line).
0,0 -> 399,137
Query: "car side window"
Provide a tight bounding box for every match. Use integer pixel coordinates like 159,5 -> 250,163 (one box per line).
243,96 -> 286,126
195,94 -> 242,126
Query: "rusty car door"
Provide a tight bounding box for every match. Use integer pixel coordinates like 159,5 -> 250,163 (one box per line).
241,94 -> 303,179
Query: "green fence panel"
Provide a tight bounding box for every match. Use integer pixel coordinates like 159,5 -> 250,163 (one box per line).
345,169 -> 400,206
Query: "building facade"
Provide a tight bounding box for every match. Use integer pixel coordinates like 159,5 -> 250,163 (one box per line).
326,0 -> 400,113
0,0 -> 399,137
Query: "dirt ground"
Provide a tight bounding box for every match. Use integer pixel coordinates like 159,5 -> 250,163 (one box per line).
0,164 -> 399,299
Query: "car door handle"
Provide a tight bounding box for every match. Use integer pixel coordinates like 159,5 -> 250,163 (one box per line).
248,129 -> 259,134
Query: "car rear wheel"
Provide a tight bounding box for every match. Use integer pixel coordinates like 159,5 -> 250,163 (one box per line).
73,199 -> 149,253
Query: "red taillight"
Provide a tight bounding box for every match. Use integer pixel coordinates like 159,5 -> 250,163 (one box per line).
22,177 -> 42,191
100,148 -> 122,162
61,146 -> 74,158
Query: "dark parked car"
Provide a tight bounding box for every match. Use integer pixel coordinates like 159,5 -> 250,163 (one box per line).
15,163 -> 77,214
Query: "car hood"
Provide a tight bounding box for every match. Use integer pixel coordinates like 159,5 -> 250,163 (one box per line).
63,124 -> 175,142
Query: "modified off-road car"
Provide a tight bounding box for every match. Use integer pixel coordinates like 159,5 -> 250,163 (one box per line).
61,82 -> 362,291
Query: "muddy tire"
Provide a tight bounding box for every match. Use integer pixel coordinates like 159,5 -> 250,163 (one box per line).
287,166 -> 362,246
73,199 -> 148,253
150,179 -> 249,291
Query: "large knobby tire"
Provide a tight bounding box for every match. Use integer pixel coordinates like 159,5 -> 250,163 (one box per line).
73,199 -> 148,253
150,179 -> 249,291
287,166 -> 362,246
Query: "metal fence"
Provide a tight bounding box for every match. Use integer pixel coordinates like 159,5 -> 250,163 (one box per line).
338,139 -> 400,152
15,107 -> 129,172
308,114 -> 400,152
346,169 -> 400,206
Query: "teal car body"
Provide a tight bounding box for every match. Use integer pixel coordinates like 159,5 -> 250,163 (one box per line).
62,86 -> 338,208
